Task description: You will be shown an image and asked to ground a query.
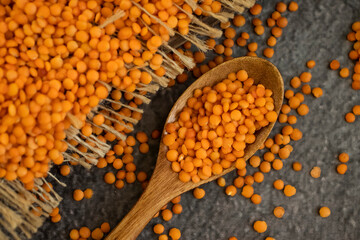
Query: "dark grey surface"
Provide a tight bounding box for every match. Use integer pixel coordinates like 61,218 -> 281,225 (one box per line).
32,0 -> 360,239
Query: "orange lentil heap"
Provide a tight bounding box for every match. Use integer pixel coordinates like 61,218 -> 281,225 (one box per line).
0,0 -> 117,187
0,0 -> 256,189
163,69 -> 278,183
0,0 -> 156,188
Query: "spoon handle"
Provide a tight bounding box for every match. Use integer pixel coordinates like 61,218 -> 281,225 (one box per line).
105,194 -> 161,239
105,166 -> 180,240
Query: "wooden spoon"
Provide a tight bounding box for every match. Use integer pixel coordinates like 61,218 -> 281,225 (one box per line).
106,56 -> 284,240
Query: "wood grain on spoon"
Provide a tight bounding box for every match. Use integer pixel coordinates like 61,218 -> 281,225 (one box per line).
106,56 -> 284,240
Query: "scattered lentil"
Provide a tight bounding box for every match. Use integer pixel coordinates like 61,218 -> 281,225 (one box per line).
292,162 -> 302,171
319,207 -> 331,218
273,206 -> 285,218
253,220 -> 267,233
284,185 -> 296,197
193,188 -> 206,199
336,164 -> 347,174
338,153 -> 349,163
310,167 -> 321,178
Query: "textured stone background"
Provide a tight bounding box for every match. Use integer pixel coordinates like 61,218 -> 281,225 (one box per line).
33,0 -> 360,239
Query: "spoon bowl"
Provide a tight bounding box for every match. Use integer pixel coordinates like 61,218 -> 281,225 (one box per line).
106,56 -> 284,240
